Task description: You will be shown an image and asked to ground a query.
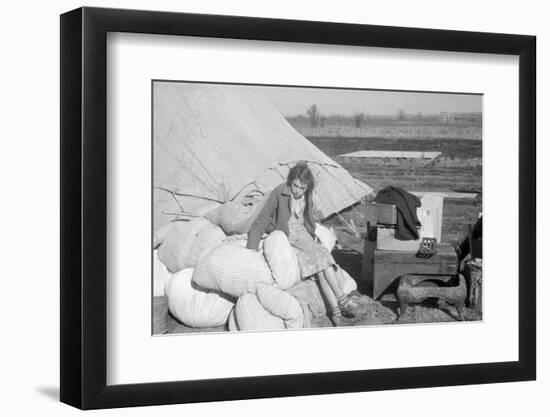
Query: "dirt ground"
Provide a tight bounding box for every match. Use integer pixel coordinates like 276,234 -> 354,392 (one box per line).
154,136 -> 482,334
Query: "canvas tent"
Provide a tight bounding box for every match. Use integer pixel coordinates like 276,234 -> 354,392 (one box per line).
153,82 -> 374,231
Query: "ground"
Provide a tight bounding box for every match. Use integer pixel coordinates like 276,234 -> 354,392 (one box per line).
154,135 -> 483,334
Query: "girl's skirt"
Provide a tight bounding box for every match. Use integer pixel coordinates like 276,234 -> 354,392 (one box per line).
288,223 -> 335,278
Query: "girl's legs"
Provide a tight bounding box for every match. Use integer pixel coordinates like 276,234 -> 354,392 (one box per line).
317,271 -> 339,312
319,266 -> 362,319
321,265 -> 345,299
317,271 -> 345,326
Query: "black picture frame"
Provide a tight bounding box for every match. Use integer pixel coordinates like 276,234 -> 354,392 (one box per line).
60,6 -> 536,410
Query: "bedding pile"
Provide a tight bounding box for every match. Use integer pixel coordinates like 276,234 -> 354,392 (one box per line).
155,218 -> 357,331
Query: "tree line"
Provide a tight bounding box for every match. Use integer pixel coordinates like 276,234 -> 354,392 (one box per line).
288,105 -> 482,128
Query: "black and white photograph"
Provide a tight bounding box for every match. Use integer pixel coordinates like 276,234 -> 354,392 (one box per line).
152,81 -> 483,334
0,0 -> 540,414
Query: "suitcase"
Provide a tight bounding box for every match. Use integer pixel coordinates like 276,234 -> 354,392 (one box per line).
361,225 -> 458,299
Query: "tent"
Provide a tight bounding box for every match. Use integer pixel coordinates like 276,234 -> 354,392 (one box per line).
153,82 -> 374,231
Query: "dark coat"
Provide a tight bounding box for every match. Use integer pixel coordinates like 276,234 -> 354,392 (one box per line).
374,186 -> 421,240
246,182 -> 316,251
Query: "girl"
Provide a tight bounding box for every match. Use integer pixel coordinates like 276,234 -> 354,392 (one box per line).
247,162 -> 361,326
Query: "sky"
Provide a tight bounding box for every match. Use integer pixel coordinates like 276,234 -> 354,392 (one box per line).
256,85 -> 482,117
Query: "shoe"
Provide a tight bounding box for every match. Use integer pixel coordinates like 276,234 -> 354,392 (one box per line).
338,294 -> 364,318
330,313 -> 352,327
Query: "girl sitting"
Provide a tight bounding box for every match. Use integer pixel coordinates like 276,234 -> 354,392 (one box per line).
247,161 -> 362,326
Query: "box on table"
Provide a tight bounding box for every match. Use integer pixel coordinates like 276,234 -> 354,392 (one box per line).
376,226 -> 421,251
416,195 -> 443,242
362,202 -> 397,225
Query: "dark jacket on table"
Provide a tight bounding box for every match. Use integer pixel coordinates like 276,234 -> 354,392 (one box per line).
374,186 -> 421,240
246,182 -> 316,251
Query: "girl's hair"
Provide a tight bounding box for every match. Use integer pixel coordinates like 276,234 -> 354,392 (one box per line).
286,161 -> 315,194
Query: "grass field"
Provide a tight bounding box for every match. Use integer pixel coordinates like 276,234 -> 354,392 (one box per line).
296,124 -> 482,140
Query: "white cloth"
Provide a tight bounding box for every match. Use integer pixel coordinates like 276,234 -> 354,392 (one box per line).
290,194 -> 305,220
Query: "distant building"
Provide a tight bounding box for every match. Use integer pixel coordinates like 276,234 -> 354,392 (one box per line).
440,112 -> 451,123
440,112 -> 481,123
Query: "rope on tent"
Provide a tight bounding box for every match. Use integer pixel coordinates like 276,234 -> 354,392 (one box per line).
335,212 -> 360,238
169,190 -> 186,213
227,159 -> 366,204
154,185 -> 225,204
277,160 -> 339,170
229,181 -> 266,204
162,211 -> 200,220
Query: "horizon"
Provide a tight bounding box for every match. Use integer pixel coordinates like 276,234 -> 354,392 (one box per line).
257,85 -> 482,117
282,109 -> 482,118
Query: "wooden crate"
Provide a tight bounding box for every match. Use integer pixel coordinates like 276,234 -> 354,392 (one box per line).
361,230 -> 458,299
